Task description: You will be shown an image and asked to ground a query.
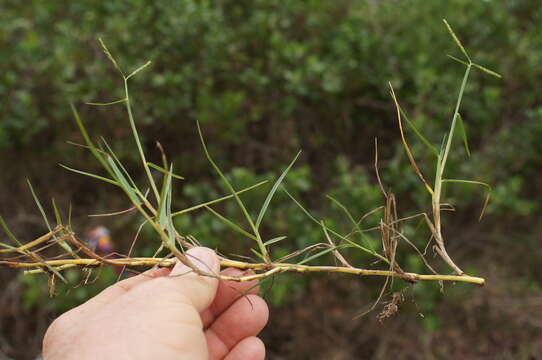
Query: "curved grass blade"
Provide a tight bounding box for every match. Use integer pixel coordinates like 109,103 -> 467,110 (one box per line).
28,180 -> 74,256
197,121 -> 268,260
101,138 -> 138,189
0,242 -> 16,251
171,181 -> 268,217
283,187 -> 389,264
165,182 -> 175,248
0,215 -> 66,282
51,199 -> 62,227
264,236 -> 287,246
326,194 -> 375,252
27,180 -> 52,232
59,164 -> 119,186
298,244 -> 351,265
70,104 -> 112,174
256,150 -> 301,229
68,203 -> 73,230
399,108 -> 439,157
157,164 -> 174,229
0,215 -> 22,247
390,84 -> 434,195
203,205 -> 258,242
147,162 -> 184,180
442,179 -> 491,220
106,156 -> 140,205
250,248 -> 265,261
85,98 -> 126,106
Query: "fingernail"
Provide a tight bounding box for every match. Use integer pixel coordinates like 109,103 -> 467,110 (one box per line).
185,247 -> 218,273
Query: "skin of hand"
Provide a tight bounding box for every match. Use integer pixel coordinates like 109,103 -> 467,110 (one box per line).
42,247 -> 269,360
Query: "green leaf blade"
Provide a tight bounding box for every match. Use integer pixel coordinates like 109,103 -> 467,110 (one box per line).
399,108 -> 439,158
256,150 -> 301,229
59,164 -> 119,186
204,206 -> 258,242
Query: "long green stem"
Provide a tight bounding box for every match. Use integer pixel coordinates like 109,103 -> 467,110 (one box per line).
124,79 -> 161,203
438,64 -> 471,179
432,63 -> 471,275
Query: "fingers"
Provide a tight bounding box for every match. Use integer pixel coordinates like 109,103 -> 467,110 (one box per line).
224,337 -> 265,360
166,247 -> 220,312
96,267 -> 170,300
201,268 -> 260,327
205,294 -> 268,359
69,247 -> 220,319
71,267 -> 171,317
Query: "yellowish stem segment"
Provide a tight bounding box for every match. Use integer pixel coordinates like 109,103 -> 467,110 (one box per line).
9,257 -> 485,285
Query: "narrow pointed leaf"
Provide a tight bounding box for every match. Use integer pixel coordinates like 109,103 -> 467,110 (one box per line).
172,181 -> 268,217
0,215 -> 66,282
390,83 -> 434,195
59,164 -> 119,186
264,236 -> 287,246
165,185 -> 175,248
283,187 -> 389,263
298,244 -> 350,265
250,248 -> 265,261
106,156 -> 140,205
147,162 -> 184,180
68,203 -> 73,230
158,164 -> 174,229
326,195 -> 374,251
0,242 -> 16,251
0,215 -> 22,246
85,98 -> 127,106
197,122 -> 255,228
197,121 -> 266,257
203,206 -> 258,241
28,181 -> 76,255
27,180 -> 52,232
51,199 -> 62,226
442,179 -> 492,220
256,150 -> 301,228
70,104 -> 111,174
400,108 -> 439,157
101,138 -> 138,189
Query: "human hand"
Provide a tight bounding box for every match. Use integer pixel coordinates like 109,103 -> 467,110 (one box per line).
43,247 -> 269,360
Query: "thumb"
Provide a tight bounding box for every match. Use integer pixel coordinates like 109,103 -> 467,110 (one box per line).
167,247 -> 220,312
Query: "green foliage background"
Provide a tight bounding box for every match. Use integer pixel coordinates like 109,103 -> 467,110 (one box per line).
1,0 -> 541,358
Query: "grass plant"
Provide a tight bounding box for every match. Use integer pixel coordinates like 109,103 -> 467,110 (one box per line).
0,20 -> 499,312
